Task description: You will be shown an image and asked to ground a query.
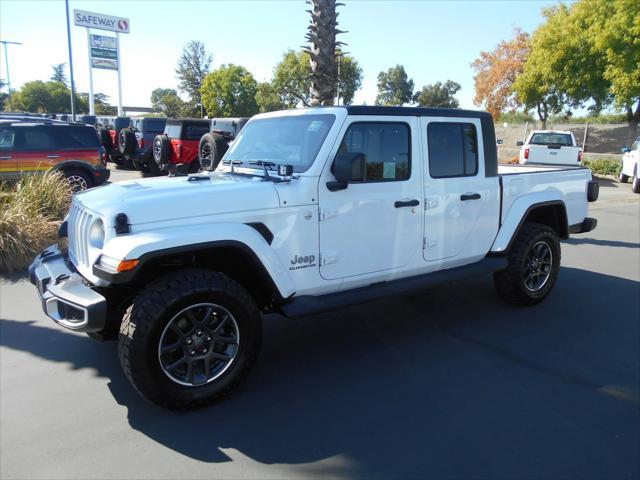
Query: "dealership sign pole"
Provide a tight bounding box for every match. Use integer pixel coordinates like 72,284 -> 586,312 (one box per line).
73,9 -> 130,115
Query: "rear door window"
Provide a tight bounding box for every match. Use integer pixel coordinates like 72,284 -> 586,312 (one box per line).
182,124 -> 210,140
0,127 -> 15,150
427,122 -> 478,178
165,124 -> 182,139
14,127 -> 59,151
143,118 -> 166,133
57,127 -> 100,149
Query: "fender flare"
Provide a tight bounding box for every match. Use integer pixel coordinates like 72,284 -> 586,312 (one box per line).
491,194 -> 567,253
96,223 -> 296,299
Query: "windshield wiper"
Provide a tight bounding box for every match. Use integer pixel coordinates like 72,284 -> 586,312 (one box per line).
248,160 -> 283,182
221,159 -> 243,174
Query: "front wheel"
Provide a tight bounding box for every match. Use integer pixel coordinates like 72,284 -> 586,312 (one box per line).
632,176 -> 640,194
619,173 -> 629,183
494,223 -> 561,306
118,269 -> 262,409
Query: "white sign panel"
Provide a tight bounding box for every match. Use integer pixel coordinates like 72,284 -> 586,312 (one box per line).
74,9 -> 130,34
90,34 -> 117,50
92,58 -> 118,71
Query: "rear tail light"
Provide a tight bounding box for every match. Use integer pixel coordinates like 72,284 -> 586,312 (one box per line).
100,147 -> 108,165
578,151 -> 583,163
524,148 -> 529,160
177,143 -> 182,159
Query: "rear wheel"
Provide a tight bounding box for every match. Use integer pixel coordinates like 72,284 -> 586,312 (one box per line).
494,223 -> 560,306
63,169 -> 93,192
632,176 -> 640,194
118,269 -> 262,409
119,128 -> 137,156
619,173 -> 629,183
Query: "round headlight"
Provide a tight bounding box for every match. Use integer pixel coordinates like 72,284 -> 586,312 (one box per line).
89,219 -> 105,249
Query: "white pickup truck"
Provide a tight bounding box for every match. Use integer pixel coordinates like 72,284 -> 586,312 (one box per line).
620,136 -> 640,193
518,130 -> 583,166
29,106 -> 599,409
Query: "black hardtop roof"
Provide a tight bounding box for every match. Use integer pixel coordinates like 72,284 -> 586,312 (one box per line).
343,105 -> 493,120
166,118 -> 211,125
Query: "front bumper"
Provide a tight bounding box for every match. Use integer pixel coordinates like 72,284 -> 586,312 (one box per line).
28,245 -> 107,332
569,217 -> 598,234
92,167 -> 111,186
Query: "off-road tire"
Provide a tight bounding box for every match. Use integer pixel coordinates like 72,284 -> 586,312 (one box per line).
63,168 -> 93,192
118,269 -> 262,409
619,173 -> 629,183
632,176 -> 640,194
153,135 -> 172,171
119,128 -> 137,156
494,223 -> 561,306
199,133 -> 229,171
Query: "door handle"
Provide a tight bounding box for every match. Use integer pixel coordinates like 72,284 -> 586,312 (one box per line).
47,155 -> 61,159
395,199 -> 420,208
460,193 -> 481,201
0,156 -> 12,160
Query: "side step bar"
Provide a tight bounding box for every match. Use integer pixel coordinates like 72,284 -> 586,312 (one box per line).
279,256 -> 508,318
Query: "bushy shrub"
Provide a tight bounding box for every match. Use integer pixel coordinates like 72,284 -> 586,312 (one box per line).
0,171 -> 71,273
583,158 -> 623,177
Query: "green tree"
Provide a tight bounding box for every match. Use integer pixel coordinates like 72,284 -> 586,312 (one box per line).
201,64 -> 259,117
273,50 -> 312,108
375,65 -> 414,106
8,80 -> 92,114
337,55 -> 362,105
50,63 -> 68,86
413,80 -> 461,108
176,41 -> 212,117
150,88 -> 186,117
255,82 -> 285,113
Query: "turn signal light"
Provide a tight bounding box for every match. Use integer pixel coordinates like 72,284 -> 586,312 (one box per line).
116,259 -> 139,272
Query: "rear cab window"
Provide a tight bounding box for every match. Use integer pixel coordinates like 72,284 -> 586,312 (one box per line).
181,123 -> 210,141
529,133 -> 573,146
165,124 -> 182,139
142,118 -> 166,133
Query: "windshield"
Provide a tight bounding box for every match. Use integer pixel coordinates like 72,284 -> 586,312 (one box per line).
530,132 -> 573,146
225,114 -> 336,173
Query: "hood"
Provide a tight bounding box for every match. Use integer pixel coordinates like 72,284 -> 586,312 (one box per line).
75,172 -> 280,225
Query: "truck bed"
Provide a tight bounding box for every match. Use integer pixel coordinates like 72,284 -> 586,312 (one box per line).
498,164 -> 592,228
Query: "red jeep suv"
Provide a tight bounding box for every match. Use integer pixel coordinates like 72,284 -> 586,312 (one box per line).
151,119 -> 210,174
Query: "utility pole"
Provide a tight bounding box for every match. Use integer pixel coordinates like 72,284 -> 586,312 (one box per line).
0,40 -> 22,111
64,0 -> 77,120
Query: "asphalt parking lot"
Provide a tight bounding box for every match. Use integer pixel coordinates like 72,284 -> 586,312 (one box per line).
1,175 -> 638,479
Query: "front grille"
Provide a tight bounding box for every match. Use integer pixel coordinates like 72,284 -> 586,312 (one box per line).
68,203 -> 94,270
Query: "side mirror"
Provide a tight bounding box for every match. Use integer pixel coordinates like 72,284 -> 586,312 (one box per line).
496,139 -> 504,145
621,146 -> 631,153
327,152 -> 365,191
516,141 -> 524,147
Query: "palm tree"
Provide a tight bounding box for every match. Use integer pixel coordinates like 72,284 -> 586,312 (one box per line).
303,0 -> 345,106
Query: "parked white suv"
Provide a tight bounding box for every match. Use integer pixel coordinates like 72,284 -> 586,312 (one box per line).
620,137 -> 640,193
518,130 -> 583,166
29,106 -> 599,409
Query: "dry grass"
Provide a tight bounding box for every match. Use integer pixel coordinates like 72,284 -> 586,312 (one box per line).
0,171 -> 72,273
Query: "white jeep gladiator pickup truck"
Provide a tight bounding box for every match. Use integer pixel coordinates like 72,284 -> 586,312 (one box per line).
29,106 -> 599,409
518,130 -> 583,166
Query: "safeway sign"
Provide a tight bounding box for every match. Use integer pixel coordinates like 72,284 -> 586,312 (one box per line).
73,9 -> 130,34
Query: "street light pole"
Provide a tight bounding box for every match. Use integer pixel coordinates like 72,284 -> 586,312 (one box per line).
0,40 -> 22,111
64,0 -> 77,121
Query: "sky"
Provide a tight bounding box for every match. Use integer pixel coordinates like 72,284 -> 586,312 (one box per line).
0,0 -> 560,111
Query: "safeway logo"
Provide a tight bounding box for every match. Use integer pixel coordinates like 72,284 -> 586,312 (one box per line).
73,9 -> 130,34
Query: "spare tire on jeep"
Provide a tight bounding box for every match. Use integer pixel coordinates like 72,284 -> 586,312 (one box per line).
119,128 -> 137,156
199,133 -> 229,171
153,134 -> 171,170
98,127 -> 112,152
